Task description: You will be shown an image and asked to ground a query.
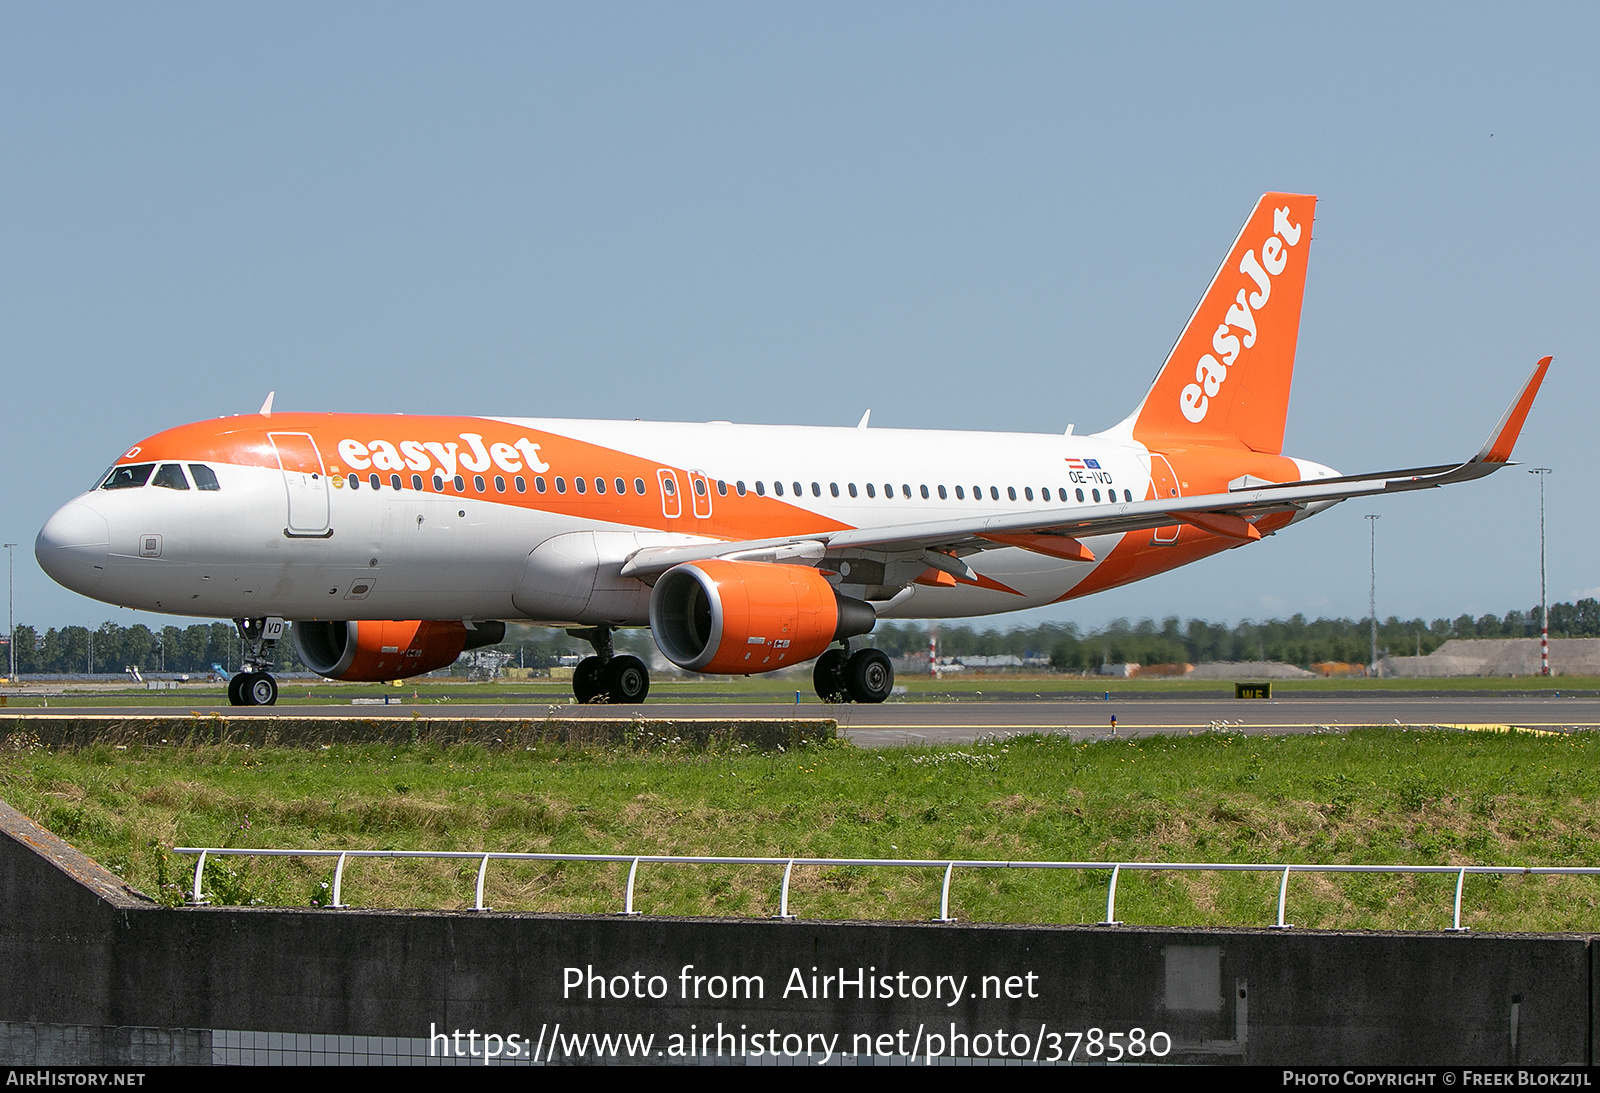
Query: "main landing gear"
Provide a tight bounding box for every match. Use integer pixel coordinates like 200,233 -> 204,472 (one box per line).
567,625 -> 650,704
227,617 -> 285,707
813,642 -> 894,704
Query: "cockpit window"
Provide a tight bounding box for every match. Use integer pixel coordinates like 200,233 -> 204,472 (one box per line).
152,464 -> 190,491
188,464 -> 221,491
101,464 -> 155,490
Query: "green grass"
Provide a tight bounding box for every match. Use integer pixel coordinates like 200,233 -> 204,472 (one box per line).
4,727 -> 1600,932
4,672 -> 1597,709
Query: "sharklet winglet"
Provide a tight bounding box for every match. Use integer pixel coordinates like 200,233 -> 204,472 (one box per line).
1473,357 -> 1551,465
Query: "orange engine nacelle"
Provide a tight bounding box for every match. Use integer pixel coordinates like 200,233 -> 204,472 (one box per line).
649,560 -> 876,675
292,619 -> 506,682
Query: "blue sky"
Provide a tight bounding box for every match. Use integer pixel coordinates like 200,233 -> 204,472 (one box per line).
3,3 -> 1594,633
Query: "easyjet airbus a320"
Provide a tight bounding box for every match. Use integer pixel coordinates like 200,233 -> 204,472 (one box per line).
36,194 -> 1549,706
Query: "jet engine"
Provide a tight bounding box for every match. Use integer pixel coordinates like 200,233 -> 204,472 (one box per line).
292,619 -> 506,682
649,560 -> 876,674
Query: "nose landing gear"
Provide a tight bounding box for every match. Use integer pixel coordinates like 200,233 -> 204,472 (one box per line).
227,617 -> 285,707
567,625 -> 650,704
227,670 -> 280,707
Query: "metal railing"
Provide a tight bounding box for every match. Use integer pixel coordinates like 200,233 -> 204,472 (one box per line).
170,846 -> 1600,931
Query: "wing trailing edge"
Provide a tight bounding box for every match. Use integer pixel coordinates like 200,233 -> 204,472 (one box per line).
617,358 -> 1551,579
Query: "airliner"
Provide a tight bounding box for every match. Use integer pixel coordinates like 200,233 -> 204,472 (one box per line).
35,193 -> 1549,706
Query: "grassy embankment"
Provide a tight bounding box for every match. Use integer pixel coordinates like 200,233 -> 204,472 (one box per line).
2,727 -> 1599,932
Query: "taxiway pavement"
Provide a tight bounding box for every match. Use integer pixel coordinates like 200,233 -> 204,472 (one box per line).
22,692 -> 1600,745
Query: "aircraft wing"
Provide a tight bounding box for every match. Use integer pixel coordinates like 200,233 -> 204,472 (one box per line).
620,357 -> 1550,579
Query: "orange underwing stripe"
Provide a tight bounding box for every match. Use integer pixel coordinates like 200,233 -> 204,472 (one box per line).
978,533 -> 1096,562
1180,511 -> 1261,541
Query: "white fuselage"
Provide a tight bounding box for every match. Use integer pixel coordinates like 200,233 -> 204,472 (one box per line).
38,415 -> 1331,628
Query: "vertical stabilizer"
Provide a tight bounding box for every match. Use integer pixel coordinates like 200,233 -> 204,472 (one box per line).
1124,193 -> 1316,454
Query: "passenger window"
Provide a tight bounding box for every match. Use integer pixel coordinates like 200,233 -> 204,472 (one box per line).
595,477 -> 606,495
919,485 -> 929,499
494,475 -> 506,493
847,483 -> 857,498
1007,487 -> 1017,501
634,478 -> 646,495
1024,487 -> 1033,501
774,481 -> 784,497
830,482 -> 839,498
989,486 -> 999,501
736,480 -> 747,496
555,477 -> 567,494
515,476 -> 526,493
391,474 -> 403,490
349,474 -> 360,491
535,476 -> 547,493
575,477 -> 587,495
102,464 -> 155,490
1076,488 -> 1085,502
938,485 -> 947,499
901,484 -> 911,499
884,484 -> 893,498
453,475 -> 466,492
811,482 -> 821,497
793,482 -> 803,497
662,477 -> 676,496
1124,489 -> 1133,502
188,464 -> 221,491
1092,489 -> 1101,502
694,478 -> 706,497
152,464 -> 190,491
955,485 -> 965,500
618,478 -> 629,495
866,483 -> 875,498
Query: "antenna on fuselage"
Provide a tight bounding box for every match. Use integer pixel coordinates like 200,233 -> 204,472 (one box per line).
259,391 -> 275,417
857,409 -> 871,429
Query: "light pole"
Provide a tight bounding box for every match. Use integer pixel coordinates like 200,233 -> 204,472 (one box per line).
2,543 -> 14,682
1365,515 -> 1380,675
1531,468 -> 1552,676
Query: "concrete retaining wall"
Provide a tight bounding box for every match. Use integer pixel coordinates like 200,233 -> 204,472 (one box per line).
0,712 -> 834,751
0,799 -> 1590,1066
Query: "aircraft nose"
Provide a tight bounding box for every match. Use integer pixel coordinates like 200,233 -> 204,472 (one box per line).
36,501 -> 110,597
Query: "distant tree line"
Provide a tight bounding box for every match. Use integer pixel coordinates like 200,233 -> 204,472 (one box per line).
869,598 -> 1600,672
3,622 -> 305,676
5,599 -> 1598,675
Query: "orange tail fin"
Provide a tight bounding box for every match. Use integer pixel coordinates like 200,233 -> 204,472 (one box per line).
1126,193 -> 1317,455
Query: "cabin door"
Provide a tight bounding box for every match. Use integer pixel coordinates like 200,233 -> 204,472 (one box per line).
269,432 -> 332,537
1149,453 -> 1181,545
